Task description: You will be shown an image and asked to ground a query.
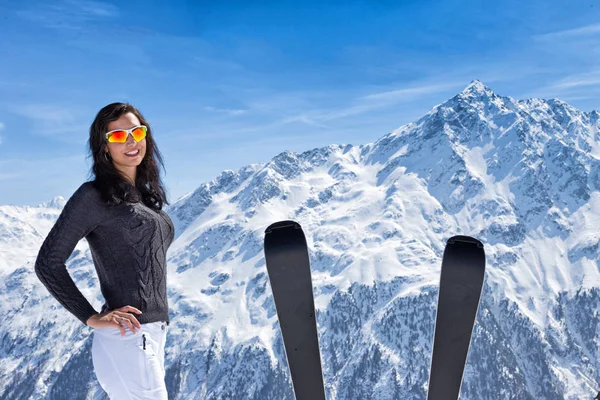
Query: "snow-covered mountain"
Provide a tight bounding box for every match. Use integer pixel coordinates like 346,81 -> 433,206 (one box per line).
1,80 -> 599,399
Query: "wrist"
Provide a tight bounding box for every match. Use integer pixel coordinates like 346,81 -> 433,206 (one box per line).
86,313 -> 99,326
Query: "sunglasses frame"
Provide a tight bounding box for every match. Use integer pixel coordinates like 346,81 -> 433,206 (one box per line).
105,125 -> 148,143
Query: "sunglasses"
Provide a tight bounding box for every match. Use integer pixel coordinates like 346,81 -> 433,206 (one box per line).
105,125 -> 148,143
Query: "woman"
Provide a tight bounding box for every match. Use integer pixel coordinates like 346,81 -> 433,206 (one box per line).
34,103 -> 175,399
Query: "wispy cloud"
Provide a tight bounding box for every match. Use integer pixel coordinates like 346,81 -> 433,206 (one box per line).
73,0 -> 118,18
525,70 -> 600,102
0,172 -> 21,181
549,70 -> 600,90
202,106 -> 248,116
307,81 -> 463,122
17,0 -> 118,29
11,104 -> 89,141
172,80 -> 464,146
534,23 -> 600,40
238,81 -> 462,129
278,114 -> 332,129
360,82 -> 461,102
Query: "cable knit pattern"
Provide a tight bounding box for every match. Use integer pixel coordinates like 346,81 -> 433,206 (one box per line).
34,181 -> 175,326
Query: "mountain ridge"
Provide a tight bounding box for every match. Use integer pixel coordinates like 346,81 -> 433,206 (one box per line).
1,81 -> 598,399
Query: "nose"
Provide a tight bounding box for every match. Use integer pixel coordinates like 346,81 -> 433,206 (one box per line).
126,132 -> 136,144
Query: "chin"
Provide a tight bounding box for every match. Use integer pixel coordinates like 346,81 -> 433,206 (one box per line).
118,159 -> 143,167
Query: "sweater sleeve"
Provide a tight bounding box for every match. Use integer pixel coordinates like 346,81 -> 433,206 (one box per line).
34,182 -> 103,326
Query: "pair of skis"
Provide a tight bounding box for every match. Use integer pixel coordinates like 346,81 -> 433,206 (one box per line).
263,221 -> 486,400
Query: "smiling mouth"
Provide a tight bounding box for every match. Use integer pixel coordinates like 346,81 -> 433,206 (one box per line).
125,149 -> 140,157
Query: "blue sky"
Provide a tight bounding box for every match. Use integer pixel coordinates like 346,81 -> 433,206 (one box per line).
1,0 -> 600,206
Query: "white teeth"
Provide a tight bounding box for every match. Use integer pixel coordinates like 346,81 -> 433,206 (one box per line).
125,150 -> 139,155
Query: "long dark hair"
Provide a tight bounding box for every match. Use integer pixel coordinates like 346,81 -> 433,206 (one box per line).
85,102 -> 169,211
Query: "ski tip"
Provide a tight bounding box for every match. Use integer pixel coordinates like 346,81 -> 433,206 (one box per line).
447,235 -> 484,249
265,220 -> 302,234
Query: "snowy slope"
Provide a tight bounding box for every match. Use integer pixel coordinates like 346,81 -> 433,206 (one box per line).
0,80 -> 599,399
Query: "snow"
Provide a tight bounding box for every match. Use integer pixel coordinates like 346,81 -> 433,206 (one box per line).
1,81 -> 599,399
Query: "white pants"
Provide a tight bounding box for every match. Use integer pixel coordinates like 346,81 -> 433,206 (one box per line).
91,321 -> 169,400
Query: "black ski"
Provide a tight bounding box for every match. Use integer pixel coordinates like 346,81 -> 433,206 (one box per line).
263,220 -> 326,400
427,235 -> 486,400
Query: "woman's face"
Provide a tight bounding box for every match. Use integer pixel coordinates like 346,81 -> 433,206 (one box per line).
104,112 -> 147,169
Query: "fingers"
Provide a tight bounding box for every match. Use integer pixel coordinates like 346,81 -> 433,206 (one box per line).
112,311 -> 142,335
121,318 -> 136,336
116,305 -> 143,315
113,306 -> 143,336
113,306 -> 142,328
112,314 -> 127,336
113,311 -> 142,329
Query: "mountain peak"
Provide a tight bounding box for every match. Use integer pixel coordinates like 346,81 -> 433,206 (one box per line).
460,80 -> 495,97
39,196 -> 66,209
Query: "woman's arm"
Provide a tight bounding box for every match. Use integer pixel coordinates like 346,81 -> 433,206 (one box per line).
34,182 -> 103,326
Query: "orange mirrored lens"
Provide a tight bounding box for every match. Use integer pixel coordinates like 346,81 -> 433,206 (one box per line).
132,126 -> 147,141
108,130 -> 127,143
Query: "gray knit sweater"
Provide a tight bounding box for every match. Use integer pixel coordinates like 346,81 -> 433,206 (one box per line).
34,181 -> 175,326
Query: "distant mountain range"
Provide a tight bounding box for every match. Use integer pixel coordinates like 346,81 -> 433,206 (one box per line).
0,80 -> 598,399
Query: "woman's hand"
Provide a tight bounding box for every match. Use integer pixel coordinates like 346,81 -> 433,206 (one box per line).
86,306 -> 143,336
